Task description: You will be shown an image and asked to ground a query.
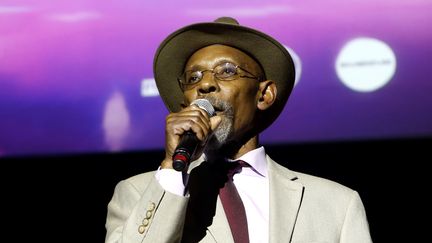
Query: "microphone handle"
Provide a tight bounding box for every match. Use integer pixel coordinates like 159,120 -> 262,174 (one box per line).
172,131 -> 200,171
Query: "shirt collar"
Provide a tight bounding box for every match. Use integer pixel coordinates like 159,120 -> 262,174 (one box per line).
231,146 -> 267,177
197,146 -> 268,177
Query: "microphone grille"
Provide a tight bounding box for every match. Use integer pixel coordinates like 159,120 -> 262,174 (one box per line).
191,99 -> 216,117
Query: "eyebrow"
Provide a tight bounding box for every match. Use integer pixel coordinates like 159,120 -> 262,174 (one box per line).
186,58 -> 242,71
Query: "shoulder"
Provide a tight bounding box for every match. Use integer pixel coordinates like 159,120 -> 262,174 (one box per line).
295,170 -> 354,195
268,156 -> 368,223
266,156 -> 372,241
294,170 -> 361,213
268,156 -> 358,203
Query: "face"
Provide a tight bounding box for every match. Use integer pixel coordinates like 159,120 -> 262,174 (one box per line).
181,44 -> 263,149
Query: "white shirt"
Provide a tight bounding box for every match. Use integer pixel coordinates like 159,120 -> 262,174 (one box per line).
156,146 -> 269,243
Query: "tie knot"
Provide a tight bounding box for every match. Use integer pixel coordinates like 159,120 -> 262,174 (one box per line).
225,160 -> 250,180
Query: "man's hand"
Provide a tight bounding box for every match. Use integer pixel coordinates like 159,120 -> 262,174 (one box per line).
161,105 -> 221,169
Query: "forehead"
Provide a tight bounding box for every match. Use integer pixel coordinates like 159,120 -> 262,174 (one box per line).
185,44 -> 257,67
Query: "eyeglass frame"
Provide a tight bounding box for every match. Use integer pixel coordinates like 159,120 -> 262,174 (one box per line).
177,62 -> 262,89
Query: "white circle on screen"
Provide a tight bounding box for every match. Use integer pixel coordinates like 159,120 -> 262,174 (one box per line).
284,45 -> 302,86
335,37 -> 396,92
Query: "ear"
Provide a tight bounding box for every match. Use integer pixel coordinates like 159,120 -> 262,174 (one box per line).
257,80 -> 277,111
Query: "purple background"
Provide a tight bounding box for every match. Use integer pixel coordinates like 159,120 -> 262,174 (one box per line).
1,0 -> 431,157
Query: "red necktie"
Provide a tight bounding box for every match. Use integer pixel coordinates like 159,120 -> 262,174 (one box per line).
219,161 -> 250,243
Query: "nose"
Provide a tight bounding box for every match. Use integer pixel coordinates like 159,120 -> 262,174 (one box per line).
197,72 -> 219,95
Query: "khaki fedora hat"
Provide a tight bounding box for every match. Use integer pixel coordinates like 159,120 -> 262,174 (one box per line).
153,17 -> 295,130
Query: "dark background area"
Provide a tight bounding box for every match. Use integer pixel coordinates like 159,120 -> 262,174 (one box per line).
1,137 -> 430,242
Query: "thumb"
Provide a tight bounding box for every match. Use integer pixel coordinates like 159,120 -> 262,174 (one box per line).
210,116 -> 222,131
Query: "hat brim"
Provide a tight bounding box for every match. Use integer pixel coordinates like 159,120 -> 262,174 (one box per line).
154,20 -> 295,130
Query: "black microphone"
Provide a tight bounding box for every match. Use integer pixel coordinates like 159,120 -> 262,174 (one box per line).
172,99 -> 216,171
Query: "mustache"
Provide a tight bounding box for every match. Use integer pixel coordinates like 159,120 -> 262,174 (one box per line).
200,96 -> 233,117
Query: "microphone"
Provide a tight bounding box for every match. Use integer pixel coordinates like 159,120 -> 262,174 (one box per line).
172,98 -> 216,171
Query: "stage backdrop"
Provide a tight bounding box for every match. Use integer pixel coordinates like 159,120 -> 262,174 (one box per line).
1,0 -> 431,157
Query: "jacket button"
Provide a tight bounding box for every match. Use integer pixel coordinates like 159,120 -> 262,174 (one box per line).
147,202 -> 156,211
138,225 -> 145,234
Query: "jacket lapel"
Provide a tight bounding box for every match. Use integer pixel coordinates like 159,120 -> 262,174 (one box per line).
207,198 -> 234,242
267,157 -> 304,243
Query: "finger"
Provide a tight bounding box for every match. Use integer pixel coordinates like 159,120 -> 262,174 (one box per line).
171,109 -> 211,131
210,116 -> 222,131
183,105 -> 211,119
167,113 -> 210,135
167,116 -> 210,141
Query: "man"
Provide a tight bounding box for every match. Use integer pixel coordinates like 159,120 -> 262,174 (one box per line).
105,17 -> 372,243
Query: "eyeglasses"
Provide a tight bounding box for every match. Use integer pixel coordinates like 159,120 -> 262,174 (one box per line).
177,62 -> 261,87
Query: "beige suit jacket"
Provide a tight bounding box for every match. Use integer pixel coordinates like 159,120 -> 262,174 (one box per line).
105,156 -> 372,243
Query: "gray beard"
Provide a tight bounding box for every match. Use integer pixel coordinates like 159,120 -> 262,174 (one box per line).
202,97 -> 234,156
